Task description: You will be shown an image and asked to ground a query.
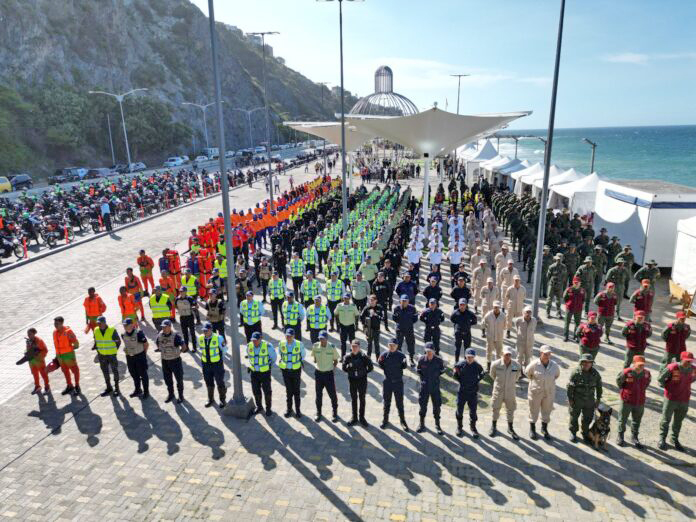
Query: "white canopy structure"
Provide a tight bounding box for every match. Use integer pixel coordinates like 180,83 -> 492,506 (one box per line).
672,216 -> 696,293
514,165 -> 563,196
496,159 -> 528,190
531,167 -> 584,198
463,140 -> 498,184
481,155 -> 512,181
547,172 -> 600,215
511,162 -> 543,182
285,122 -> 374,152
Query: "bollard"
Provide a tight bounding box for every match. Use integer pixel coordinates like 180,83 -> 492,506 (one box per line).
22,237 -> 27,258
98,215 -> 103,230
64,226 -> 69,244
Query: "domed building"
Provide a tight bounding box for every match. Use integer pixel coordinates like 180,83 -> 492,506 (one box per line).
349,66 -> 419,117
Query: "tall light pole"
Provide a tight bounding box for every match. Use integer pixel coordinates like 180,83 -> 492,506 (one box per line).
450,74 -> 469,174
512,136 -> 519,158
106,113 -> 115,165
318,81 -> 331,176
207,0 -> 252,417
317,0 -> 363,237
537,136 -> 548,160
248,30 -> 279,209
583,138 -> 597,173
89,88 -> 148,168
531,0 -> 566,320
182,101 -> 220,151
233,107 -> 264,149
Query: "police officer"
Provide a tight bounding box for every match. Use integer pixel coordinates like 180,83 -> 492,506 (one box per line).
300,270 -> 322,309
239,290 -> 264,342
372,272 -> 392,332
342,339 -> 374,427
450,298 -> 477,363
281,291 -> 306,341
420,298 -> 445,355
93,316 -> 121,397
175,287 -> 198,352
200,289 -> 226,336
278,328 -> 305,418
307,295 -> 331,344
268,271 -> 286,329
416,342 -> 446,435
336,292 -> 360,357
198,323 -> 227,408
453,348 -> 485,438
121,318 -> 149,399
361,294 -> 384,361
326,271 -> 345,332
312,331 -> 339,422
156,319 -> 187,404
241,328 -> 275,414
378,338 -> 409,431
567,353 -> 603,443
393,294 -> 418,366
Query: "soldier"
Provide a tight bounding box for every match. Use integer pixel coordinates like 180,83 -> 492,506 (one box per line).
472,259 -> 491,314
630,279 -> 655,322
564,244 -> 579,287
574,256 -> 596,315
525,345 -> 560,440
567,353 -> 603,443
661,311 -> 691,364
546,253 -> 567,318
453,348 -> 485,438
540,245 -> 553,298
278,328 -> 305,418
603,260 -> 630,321
634,259 -> 660,290
606,236 -> 622,270
489,346 -> 521,440
514,306 -> 537,371
594,283 -> 617,343
416,343 -> 446,435
615,245 -> 635,281
378,338 -> 409,431
576,312 -> 603,362
483,301 -> 506,372
247,331 -> 275,416
591,245 -> 608,295
563,277 -> 585,342
505,276 -> 526,338
658,351 -> 694,451
616,355 -> 650,448
621,311 -> 652,368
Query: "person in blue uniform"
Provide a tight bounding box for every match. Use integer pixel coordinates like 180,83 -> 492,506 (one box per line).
393,294 -> 419,365
416,342 -> 446,434
378,338 -> 409,431
420,298 -> 445,354
453,348 -> 486,437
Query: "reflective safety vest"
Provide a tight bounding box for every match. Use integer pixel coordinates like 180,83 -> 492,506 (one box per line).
199,334 -> 221,363
149,294 -> 170,319
240,300 -> 261,325
307,305 -> 328,329
315,236 -> 329,251
302,247 -> 317,264
247,341 -> 270,372
269,278 -> 285,299
340,262 -> 356,281
217,242 -> 226,257
214,258 -> 227,278
290,259 -> 305,277
282,301 -> 300,325
348,248 -> 363,265
326,280 -> 344,302
278,340 -> 303,370
191,243 -> 201,255
94,327 -> 118,355
301,279 -> 320,300
54,327 -> 76,356
181,275 -> 198,297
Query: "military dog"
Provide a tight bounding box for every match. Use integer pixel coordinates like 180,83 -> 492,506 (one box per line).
588,403 -> 613,450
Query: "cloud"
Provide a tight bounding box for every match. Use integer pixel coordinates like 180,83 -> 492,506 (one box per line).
603,51 -> 696,65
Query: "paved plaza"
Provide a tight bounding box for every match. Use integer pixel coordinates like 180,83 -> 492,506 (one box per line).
0,171 -> 694,521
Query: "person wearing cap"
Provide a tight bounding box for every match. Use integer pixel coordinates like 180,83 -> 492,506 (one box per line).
634,259 -> 660,291
336,293 -> 360,357
525,345 -> 560,440
489,346 -> 521,440
52,316 -> 81,396
606,236 -> 622,270
281,291 -> 306,341
416,342 -> 446,434
156,319 -> 187,403
198,323 -> 227,408
351,272 -> 370,312
616,355 -> 651,448
562,277 -> 585,342
300,271 -> 322,309
514,306 -> 537,370
325,271 -> 345,332
658,351 -> 694,451
207,267 -> 225,298
359,256 -> 378,285
272,244 -> 288,283
180,268 -> 200,302
278,328 -> 306,418
257,257 -> 272,303
289,252 -> 305,295
453,348 -> 485,437
574,256 -> 596,315
661,311 -> 691,364
420,298 -> 445,355
302,241 -> 318,276
591,245 -> 608,295
371,272 -> 392,332
378,338 -> 409,431
307,295 -> 331,344
497,259 -> 519,307
615,244 -> 635,282
576,312 -> 603,362
393,295 -> 418,365
360,294 -> 385,361
504,276 -> 526,339
339,255 -> 357,288
603,259 -> 630,320
314,230 -> 331,272
149,286 -> 172,332
479,278 -> 500,332
539,245 -> 554,299
483,301 -> 506,373
92,316 -> 122,397
449,276 -> 470,307
342,340 -> 374,427
199,289 -> 226,336
83,287 -> 107,334
494,244 -> 513,279
311,331 -> 339,422
630,279 -> 655,323
239,290 -> 265,342
137,250 -> 155,295
546,254 -> 568,319
566,353 -> 603,443
450,298 -> 477,364
593,282 -> 618,344
395,272 -> 418,306
268,271 -> 287,329
621,311 -> 652,368
121,318 -> 149,399
564,244 -> 580,287
174,287 -> 198,352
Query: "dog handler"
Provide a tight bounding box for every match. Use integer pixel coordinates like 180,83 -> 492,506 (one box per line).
567,353 -> 603,443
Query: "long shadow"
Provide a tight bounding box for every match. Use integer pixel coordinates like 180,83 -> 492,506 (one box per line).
68,393 -> 103,447
141,396 -> 183,455
175,401 -> 226,460
111,395 -> 153,454
27,391 -> 65,434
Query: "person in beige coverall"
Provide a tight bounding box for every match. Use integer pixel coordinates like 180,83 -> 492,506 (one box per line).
483,301 -> 506,371
514,306 -> 537,370
505,276 -> 526,337
490,346 -> 521,440
472,259 -> 491,313
525,345 -> 560,441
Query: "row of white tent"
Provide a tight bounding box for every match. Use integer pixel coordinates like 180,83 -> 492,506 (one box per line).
457,139 -> 600,216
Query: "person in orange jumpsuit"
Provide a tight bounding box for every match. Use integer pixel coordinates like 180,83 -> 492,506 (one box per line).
159,270 -> 178,319
137,249 -> 155,295
53,316 -> 80,395
25,328 -> 49,394
83,287 -> 107,333
125,267 -> 145,319
118,286 -> 138,325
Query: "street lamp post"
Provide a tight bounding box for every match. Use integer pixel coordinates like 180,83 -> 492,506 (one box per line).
318,82 -> 330,177
248,31 -> 279,209
583,138 -> 597,173
450,73 -> 469,174
512,136 -> 519,159
207,0 -> 253,418
89,88 -> 148,168
233,107 -> 264,149
537,136 -> 548,159
182,101 -> 219,151
106,113 -> 115,165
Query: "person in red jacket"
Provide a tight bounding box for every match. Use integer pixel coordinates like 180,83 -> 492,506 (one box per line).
124,268 -> 145,320
562,277 -> 585,342
621,311 -> 652,368
630,279 -> 654,322
616,355 -> 650,448
83,287 -> 107,333
575,312 -> 603,362
658,351 -> 694,451
661,311 -> 691,364
25,328 -> 49,394
594,282 -> 617,344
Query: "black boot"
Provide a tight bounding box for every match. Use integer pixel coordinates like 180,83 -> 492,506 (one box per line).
658,438 -> 668,450
100,386 -> 113,397
347,417 -> 358,427
673,439 -> 685,452
486,361 -> 491,373
616,431 -> 626,447
630,432 -> 643,449
165,392 -> 175,403
284,408 -> 293,418
315,410 -> 323,422
456,416 -> 464,437
417,416 -> 426,433
529,422 -> 538,440
470,422 -> 479,439
569,430 -> 578,442
61,385 -> 74,396
435,419 -> 443,435
489,420 -> 498,437
113,383 -> 120,397
331,409 -> 339,422
380,412 -> 389,430
508,422 -> 519,441
177,392 -> 184,404
541,422 -> 551,440
205,387 -> 215,408
130,388 -> 142,398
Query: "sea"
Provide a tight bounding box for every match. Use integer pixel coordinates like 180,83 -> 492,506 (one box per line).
496,125 -> 696,187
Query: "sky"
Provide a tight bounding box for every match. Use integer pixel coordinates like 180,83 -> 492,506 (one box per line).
192,0 -> 696,129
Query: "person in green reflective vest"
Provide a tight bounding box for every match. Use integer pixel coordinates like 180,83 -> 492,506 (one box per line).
279,328 -> 306,418
247,331 -> 276,416
198,323 -> 227,408
93,316 -> 122,397
307,295 -> 331,344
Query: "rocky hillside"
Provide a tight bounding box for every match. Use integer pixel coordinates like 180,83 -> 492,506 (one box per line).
0,0 -> 357,177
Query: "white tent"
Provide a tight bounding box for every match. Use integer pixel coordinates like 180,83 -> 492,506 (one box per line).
514,164 -> 561,196
672,216 -> 696,293
511,162 -> 543,182
497,158 -> 527,175
547,172 -> 600,215
464,140 -> 498,184
481,155 -> 512,181
285,122 -> 374,152
531,167 -> 584,198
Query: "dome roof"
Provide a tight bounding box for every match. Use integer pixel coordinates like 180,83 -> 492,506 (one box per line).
349,65 -> 418,117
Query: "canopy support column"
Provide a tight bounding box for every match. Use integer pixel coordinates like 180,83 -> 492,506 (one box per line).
423,155 -> 430,233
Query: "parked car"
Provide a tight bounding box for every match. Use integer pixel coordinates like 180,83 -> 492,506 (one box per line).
163,157 -> 184,168
8,173 -> 33,190
128,162 -> 147,172
225,150 -> 235,158
254,146 -> 266,154
180,155 -> 190,163
86,168 -> 113,179
0,176 -> 12,193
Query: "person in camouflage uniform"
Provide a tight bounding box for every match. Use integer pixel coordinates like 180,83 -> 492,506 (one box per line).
591,245 -> 608,295
634,259 -> 660,291
546,254 -> 567,318
594,282 -> 617,343
594,227 -> 610,249
578,236 -> 594,261
606,236 -> 622,270
566,353 -> 603,443
603,259 -> 630,321
615,245 -> 635,283
564,244 -> 579,286
539,245 -> 553,298
574,256 -> 596,315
